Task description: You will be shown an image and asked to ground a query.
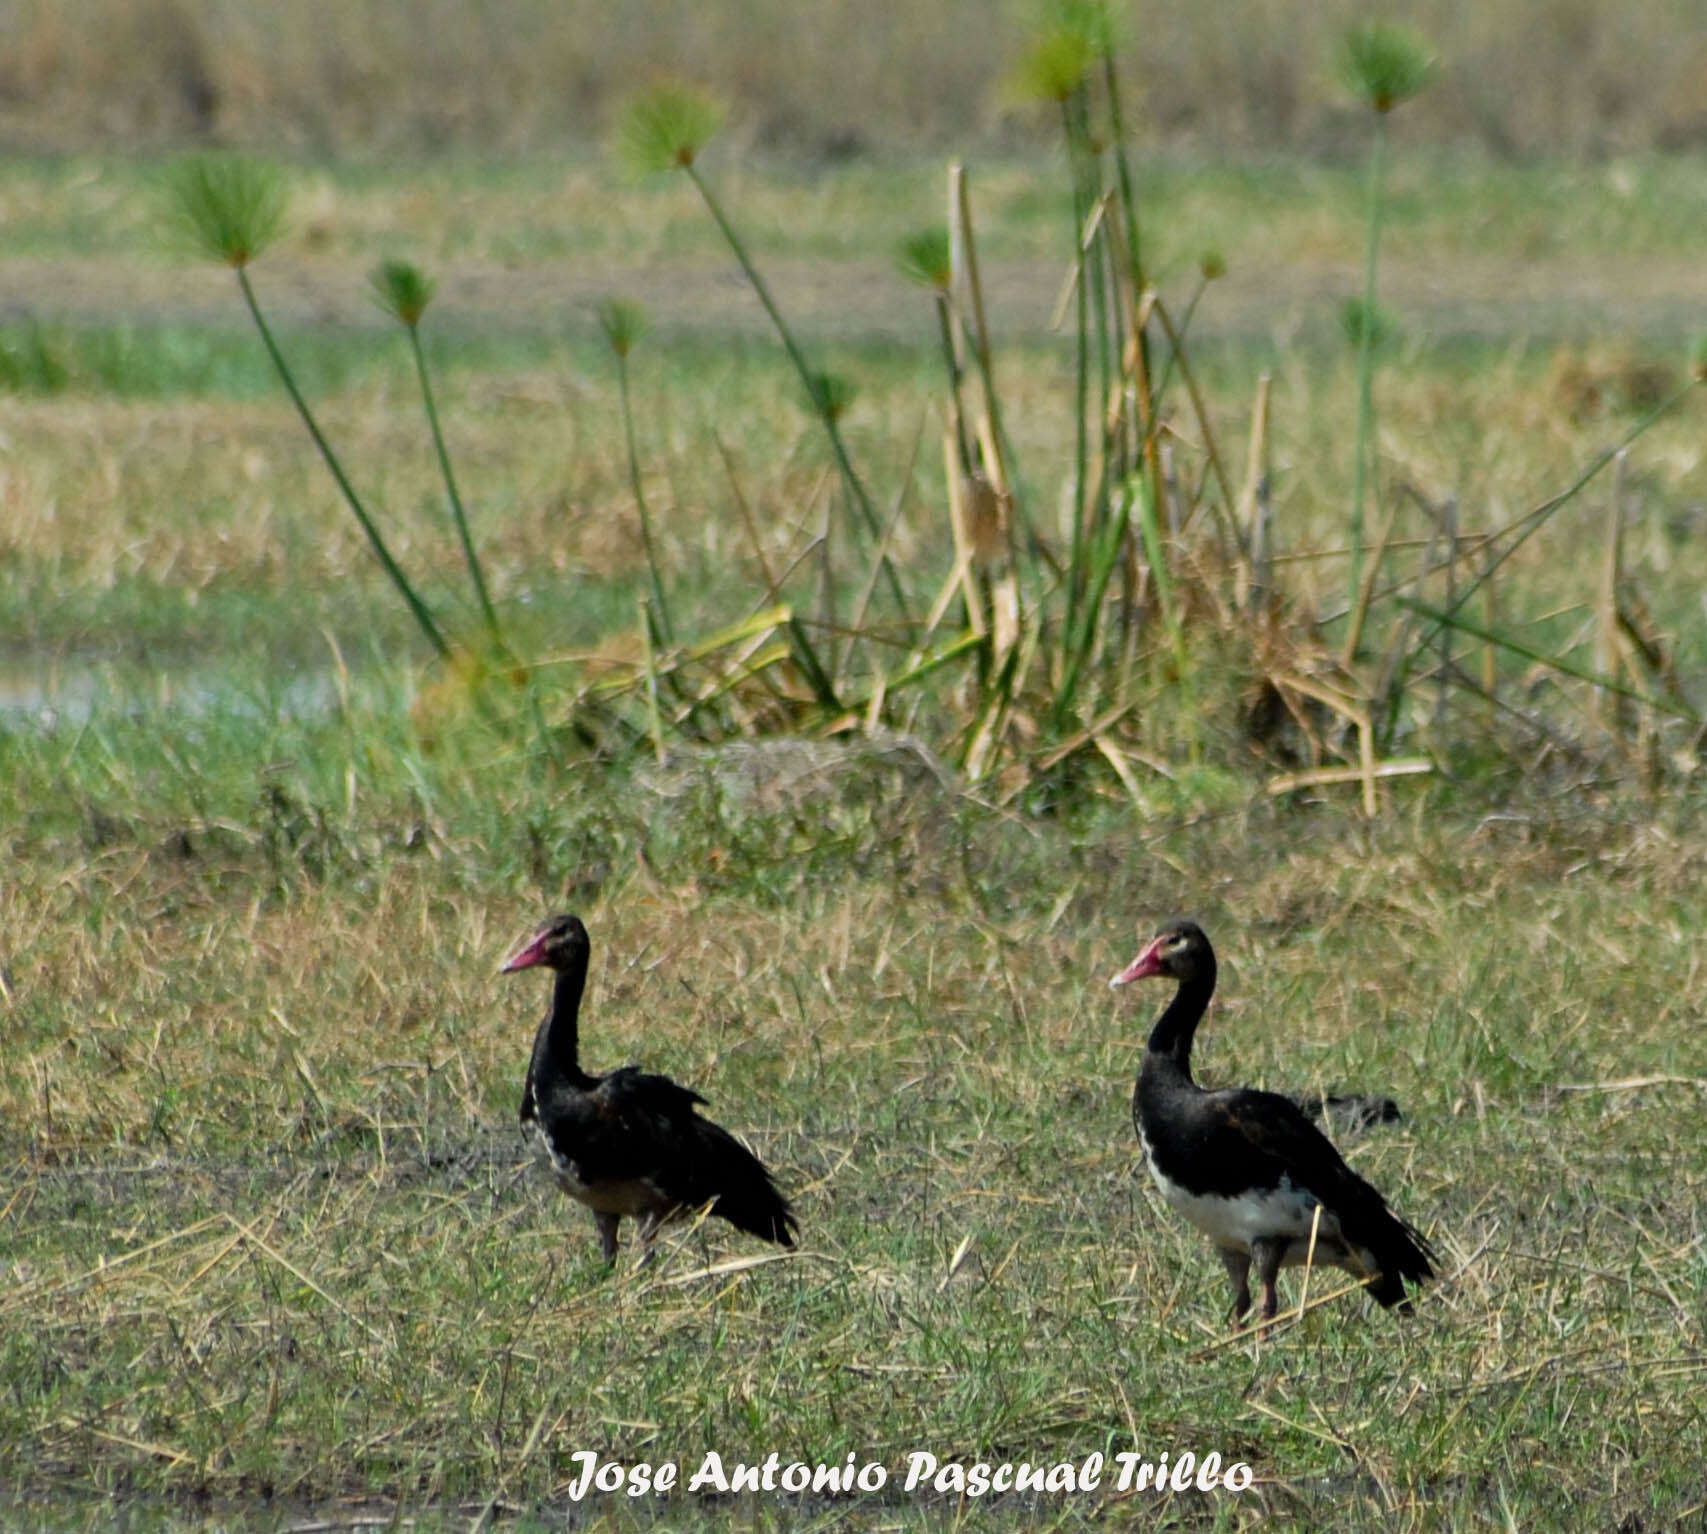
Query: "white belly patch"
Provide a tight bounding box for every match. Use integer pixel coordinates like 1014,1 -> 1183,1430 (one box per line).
528,1122 -> 669,1217
1139,1132 -> 1368,1270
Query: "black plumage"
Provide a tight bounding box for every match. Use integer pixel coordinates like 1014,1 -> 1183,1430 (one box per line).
1291,1091 -> 1404,1135
504,914 -> 797,1262
1110,919 -> 1434,1325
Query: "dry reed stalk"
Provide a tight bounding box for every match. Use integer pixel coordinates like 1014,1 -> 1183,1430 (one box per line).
1263,668 -> 1433,811
1293,1203 -> 1324,1327
1148,293 -> 1238,552
963,677 -> 1011,783
949,163 -> 1009,509
1400,596 -> 1692,726
1106,255 -> 1143,450
639,594 -> 665,764
714,432 -> 837,709
1237,373 -> 1272,530
974,414 -> 1023,659
1358,710 -> 1379,817
716,431 -> 783,607
654,1250 -> 799,1288
1047,192 -> 1112,333
1190,1274 -> 1380,1357
1481,565 -> 1499,703
841,420 -> 924,698
669,637 -> 792,724
1238,373 -> 1272,613
225,1213 -> 391,1344
1160,439 -> 1179,537
1012,695 -> 1152,786
1249,476 -> 1273,618
919,560 -> 972,642
1594,449 -> 1629,734
941,432 -> 989,638
815,486 -> 839,676
950,160 -> 1024,678
1102,200 -> 1165,555
471,1404 -> 568,1534
1340,496 -> 1401,668
74,1423 -> 199,1470
862,670 -> 887,734
1097,218 -> 1133,483
1271,532 -> 1491,569
1093,734 -> 1148,807
1436,493 -> 1458,731
963,620 -> 1041,780
0,1215 -> 225,1318
1053,191 -> 1113,621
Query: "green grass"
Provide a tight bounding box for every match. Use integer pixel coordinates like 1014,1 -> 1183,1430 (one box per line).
10,151 -> 1707,277
0,319 -> 395,399
4,709 -> 1707,1527
4,141 -> 1707,1527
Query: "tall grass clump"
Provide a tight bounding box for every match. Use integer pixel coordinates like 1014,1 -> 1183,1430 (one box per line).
923,3 -> 1700,805
150,50 -> 1705,812
166,158 -> 451,662
941,0 -> 1228,767
1339,22 -> 1435,640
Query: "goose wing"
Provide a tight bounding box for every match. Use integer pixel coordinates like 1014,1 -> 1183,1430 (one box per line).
538,1068 -> 796,1245
1215,1088 -> 1436,1283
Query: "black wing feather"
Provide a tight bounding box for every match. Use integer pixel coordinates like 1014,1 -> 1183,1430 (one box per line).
1218,1088 -> 1435,1297
537,1066 -> 796,1247
1289,1091 -> 1402,1134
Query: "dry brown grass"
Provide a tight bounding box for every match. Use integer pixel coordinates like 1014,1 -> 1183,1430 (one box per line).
4,769 -> 1707,1525
8,336 -> 1701,617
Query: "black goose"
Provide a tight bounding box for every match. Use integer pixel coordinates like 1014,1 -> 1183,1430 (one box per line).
1110,919 -> 1434,1325
503,914 -> 797,1263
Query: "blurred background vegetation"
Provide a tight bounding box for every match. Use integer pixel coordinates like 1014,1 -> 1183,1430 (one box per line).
5,0 -> 1706,160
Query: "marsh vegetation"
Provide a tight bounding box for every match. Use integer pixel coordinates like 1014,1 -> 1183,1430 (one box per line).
4,5 -> 1707,1528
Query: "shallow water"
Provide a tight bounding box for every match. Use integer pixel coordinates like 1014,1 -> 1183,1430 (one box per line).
0,660 -> 346,726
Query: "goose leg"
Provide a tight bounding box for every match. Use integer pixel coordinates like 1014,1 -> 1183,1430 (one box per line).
592,1210 -> 621,1263
1251,1237 -> 1286,1333
1218,1248 -> 1253,1321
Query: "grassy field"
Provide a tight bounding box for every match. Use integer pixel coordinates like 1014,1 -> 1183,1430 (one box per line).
6,754 -> 1707,1530
4,135 -> 1707,1530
